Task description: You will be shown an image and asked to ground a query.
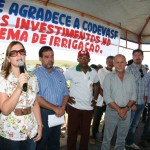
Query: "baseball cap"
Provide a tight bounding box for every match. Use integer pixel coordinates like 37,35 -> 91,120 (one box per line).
78,50 -> 90,57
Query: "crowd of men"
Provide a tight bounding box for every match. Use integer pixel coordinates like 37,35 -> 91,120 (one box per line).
0,42 -> 150,150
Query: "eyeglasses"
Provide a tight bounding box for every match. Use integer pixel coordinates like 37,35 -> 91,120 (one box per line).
139,69 -> 144,78
9,49 -> 26,57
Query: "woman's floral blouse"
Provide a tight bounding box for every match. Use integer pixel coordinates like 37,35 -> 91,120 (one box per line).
0,71 -> 38,141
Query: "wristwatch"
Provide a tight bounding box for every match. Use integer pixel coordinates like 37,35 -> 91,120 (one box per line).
126,105 -> 130,110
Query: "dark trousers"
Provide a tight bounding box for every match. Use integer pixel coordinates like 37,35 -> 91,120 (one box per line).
67,105 -> 93,150
142,106 -> 148,123
36,109 -> 61,150
141,103 -> 150,140
0,136 -> 36,150
91,105 -> 106,139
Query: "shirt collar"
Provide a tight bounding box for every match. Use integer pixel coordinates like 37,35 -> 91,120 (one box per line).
40,66 -> 57,74
112,70 -> 126,75
132,63 -> 146,70
76,64 -> 92,72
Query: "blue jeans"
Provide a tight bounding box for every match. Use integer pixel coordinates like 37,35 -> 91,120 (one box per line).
0,136 -> 36,150
36,108 -> 61,150
126,104 -> 145,145
141,103 -> 150,140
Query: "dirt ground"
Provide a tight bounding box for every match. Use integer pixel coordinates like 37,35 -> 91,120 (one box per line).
60,114 -> 150,150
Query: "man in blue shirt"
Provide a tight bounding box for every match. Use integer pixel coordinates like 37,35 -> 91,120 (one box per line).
33,46 -> 69,150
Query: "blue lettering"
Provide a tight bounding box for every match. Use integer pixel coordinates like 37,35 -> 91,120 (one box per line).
0,0 -> 5,13
19,5 -> 29,18
110,29 -> 114,39
66,15 -> 71,27
44,10 -> 52,22
106,28 -> 110,38
101,27 -> 107,36
28,6 -> 36,19
52,11 -> 59,24
9,3 -> 19,16
73,18 -> 79,29
97,25 -> 102,35
82,20 -> 119,39
88,22 -> 92,32
114,31 -> 118,39
82,21 -> 88,31
92,24 -> 97,34
36,8 -> 44,21
59,14 -> 66,25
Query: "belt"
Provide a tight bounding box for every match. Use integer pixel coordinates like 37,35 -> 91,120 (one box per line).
120,106 -> 126,109
14,107 -> 31,116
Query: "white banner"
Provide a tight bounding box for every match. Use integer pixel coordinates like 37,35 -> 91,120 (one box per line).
0,0 -> 120,56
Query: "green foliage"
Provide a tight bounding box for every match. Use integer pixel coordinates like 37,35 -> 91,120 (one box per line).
26,60 -> 77,68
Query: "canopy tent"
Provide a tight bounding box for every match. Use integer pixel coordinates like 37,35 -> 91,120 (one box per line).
28,0 -> 150,48
0,0 -> 150,69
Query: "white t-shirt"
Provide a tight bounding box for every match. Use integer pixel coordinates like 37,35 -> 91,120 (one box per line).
97,67 -> 111,106
64,66 -> 99,110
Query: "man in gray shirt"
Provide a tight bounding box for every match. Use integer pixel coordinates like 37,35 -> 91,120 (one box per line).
101,54 -> 137,150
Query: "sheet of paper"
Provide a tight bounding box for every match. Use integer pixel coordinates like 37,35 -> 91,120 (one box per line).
48,114 -> 64,128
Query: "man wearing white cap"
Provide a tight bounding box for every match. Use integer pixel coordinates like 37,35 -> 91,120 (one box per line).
64,50 -> 99,150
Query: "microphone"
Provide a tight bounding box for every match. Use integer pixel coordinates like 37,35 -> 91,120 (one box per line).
18,61 -> 27,92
